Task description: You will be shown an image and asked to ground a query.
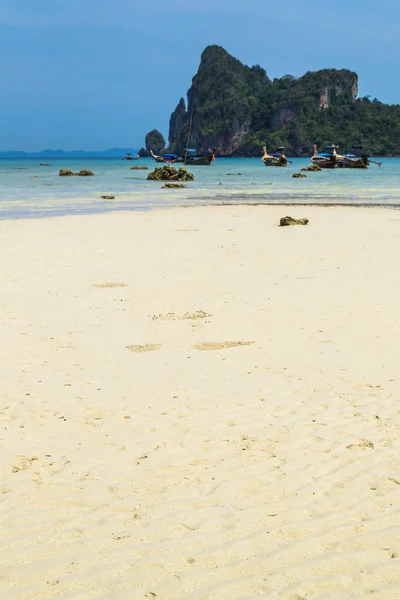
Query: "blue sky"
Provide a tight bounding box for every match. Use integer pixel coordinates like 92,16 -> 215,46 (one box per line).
1,0 -> 399,151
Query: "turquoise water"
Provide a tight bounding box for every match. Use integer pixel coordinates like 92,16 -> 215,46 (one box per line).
1,157 -> 400,219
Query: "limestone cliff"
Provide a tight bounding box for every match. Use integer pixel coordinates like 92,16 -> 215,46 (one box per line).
169,46 -> 264,155
168,98 -> 187,153
168,45 -> 400,156
145,129 -> 165,154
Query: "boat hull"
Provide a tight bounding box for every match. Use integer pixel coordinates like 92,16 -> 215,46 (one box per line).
262,159 -> 287,167
150,150 -> 184,164
154,158 -> 183,164
342,160 -> 369,169
184,155 -> 214,166
312,157 -> 344,169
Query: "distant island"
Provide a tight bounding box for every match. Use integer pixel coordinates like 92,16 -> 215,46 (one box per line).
167,45 -> 400,157
0,148 -> 139,159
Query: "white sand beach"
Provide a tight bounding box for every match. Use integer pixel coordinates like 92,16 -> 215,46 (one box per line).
1,205 -> 400,600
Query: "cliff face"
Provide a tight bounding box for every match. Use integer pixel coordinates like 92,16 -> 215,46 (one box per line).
145,129 -> 165,154
168,45 -> 400,156
168,98 -> 187,152
270,106 -> 299,129
169,46 -> 267,155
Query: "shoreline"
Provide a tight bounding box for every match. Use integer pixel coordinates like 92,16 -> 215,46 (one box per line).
1,198 -> 400,223
1,154 -> 398,159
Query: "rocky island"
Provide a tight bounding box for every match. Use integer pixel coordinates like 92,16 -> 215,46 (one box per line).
168,45 -> 400,156
138,129 -> 166,157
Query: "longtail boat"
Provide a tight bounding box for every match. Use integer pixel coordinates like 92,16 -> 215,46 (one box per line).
262,146 -> 288,167
150,150 -> 182,164
123,152 -> 139,160
183,149 -> 215,166
311,144 -> 345,169
342,147 -> 382,169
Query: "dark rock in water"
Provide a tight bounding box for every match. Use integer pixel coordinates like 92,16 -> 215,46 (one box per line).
292,172 -> 307,178
145,129 -> 165,154
162,183 -> 187,189
280,216 -> 309,226
77,170 -> 94,176
101,195 -> 115,199
226,173 -> 243,176
301,164 -> 322,172
147,165 -> 194,182
40,163 -> 50,166
59,168 -> 94,176
138,147 -> 150,158
131,165 -> 148,170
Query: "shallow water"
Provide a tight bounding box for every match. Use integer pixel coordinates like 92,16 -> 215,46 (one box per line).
1,157 -> 400,219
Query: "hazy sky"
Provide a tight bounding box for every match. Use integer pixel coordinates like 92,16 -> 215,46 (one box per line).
1,0 -> 399,151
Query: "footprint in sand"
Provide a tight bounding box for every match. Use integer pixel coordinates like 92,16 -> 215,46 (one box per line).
126,344 -> 161,353
91,283 -> 128,288
12,456 -> 38,473
347,439 -> 374,450
83,412 -> 105,428
152,312 -> 176,321
194,341 -> 254,351
152,310 -> 211,321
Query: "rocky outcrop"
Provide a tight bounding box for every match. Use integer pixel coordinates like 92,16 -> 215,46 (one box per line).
131,165 -> 148,170
319,77 -> 358,109
280,216 -> 309,226
162,183 -> 187,189
138,147 -> 150,158
147,166 -> 194,182
301,164 -> 322,172
351,79 -> 359,100
59,169 -> 94,176
292,173 -> 307,178
168,98 -> 187,153
77,170 -> 94,176
145,130 -> 165,154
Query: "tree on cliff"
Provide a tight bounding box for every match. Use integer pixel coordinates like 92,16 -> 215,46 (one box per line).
145,129 -> 166,154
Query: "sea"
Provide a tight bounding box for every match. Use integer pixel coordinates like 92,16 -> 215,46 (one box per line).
1,157 -> 400,219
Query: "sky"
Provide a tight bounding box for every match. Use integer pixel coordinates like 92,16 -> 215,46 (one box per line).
1,0 -> 400,151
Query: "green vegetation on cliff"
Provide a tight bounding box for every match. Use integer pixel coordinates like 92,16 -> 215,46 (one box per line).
169,45 -> 400,156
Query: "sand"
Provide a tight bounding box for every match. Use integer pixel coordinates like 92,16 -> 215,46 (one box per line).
1,205 -> 400,600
